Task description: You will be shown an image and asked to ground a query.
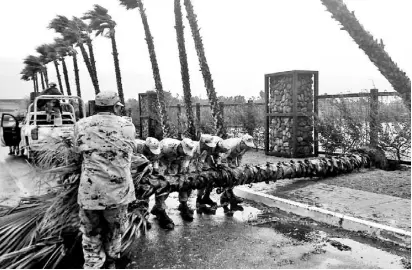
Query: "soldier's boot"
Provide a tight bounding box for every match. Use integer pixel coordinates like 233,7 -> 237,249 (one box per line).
196,197 -> 215,215
228,188 -> 243,204
220,191 -> 233,216
150,207 -> 175,230
200,196 -> 217,208
178,202 -> 194,221
228,190 -> 244,212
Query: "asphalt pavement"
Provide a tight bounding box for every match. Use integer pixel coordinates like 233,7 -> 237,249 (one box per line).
0,146 -> 410,269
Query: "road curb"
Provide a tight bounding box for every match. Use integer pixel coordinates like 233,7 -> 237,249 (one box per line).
234,186 -> 411,248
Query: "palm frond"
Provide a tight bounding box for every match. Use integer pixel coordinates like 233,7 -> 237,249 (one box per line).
48,15 -> 70,33
119,0 -> 139,10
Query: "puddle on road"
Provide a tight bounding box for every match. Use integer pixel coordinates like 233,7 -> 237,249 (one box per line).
325,238 -> 406,269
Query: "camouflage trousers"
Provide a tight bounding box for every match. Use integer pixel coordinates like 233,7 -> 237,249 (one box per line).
79,205 -> 128,269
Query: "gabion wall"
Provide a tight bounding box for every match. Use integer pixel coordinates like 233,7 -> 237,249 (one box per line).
296,74 -> 314,156
267,71 -> 316,157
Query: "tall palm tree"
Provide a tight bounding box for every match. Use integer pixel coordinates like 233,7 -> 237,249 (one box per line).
20,66 -> 37,93
49,15 -> 99,94
35,44 -> 51,88
23,55 -> 44,91
321,0 -> 411,110
119,0 -> 171,138
174,0 -> 196,140
54,38 -> 72,96
69,47 -> 81,97
82,4 -> 124,104
72,16 -> 100,94
52,21 -> 82,97
44,44 -> 65,95
183,0 -> 226,137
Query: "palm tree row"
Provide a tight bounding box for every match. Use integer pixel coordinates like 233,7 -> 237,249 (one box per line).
21,6 -> 126,100
20,0 -> 226,139
117,0 -> 225,138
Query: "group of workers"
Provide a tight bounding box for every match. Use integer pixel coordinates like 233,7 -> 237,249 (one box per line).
73,91 -> 256,269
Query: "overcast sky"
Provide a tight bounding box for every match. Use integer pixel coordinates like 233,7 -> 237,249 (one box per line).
0,0 -> 410,102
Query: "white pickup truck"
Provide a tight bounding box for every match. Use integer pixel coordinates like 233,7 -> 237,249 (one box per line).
1,95 -> 86,162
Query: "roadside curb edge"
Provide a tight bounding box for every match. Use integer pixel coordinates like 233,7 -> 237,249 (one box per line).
234,186 -> 411,248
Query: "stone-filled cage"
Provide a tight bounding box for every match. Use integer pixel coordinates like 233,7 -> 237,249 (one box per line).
264,70 -> 319,158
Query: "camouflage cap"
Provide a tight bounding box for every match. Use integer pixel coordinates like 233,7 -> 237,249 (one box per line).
200,134 -> 217,148
95,91 -> 124,107
145,137 -> 161,155
241,134 -> 255,148
181,138 -> 196,157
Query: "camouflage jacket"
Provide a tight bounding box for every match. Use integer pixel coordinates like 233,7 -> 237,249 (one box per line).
159,138 -> 191,173
221,138 -> 249,166
192,136 -> 226,168
74,113 -> 136,210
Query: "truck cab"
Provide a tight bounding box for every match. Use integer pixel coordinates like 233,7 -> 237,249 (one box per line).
1,95 -> 86,161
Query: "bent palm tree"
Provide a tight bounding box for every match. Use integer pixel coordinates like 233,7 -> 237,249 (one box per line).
35,45 -> 51,88
183,0 -> 226,137
82,5 -> 124,104
54,38 -> 72,96
59,23 -> 82,98
24,55 -> 44,91
119,0 -> 171,138
49,15 -> 99,94
321,0 -> 411,110
174,0 -> 196,140
20,66 -> 37,93
72,16 -> 100,94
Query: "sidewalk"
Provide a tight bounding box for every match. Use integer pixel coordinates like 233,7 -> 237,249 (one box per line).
235,177 -> 411,247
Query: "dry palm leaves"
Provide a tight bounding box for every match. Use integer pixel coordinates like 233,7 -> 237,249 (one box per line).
0,135 -> 378,268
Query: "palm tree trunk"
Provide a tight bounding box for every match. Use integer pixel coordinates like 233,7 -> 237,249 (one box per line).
183,0 -> 226,137
40,71 -> 45,90
79,43 -> 99,94
53,60 -> 65,95
32,78 -> 36,93
43,66 -> 49,88
72,53 -> 81,97
110,31 -> 125,105
34,72 -> 39,93
86,40 -> 99,87
174,0 -> 196,140
61,58 -> 72,96
137,0 -> 171,138
321,0 -> 411,110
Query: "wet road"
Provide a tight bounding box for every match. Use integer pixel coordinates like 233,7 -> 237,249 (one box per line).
0,147 -> 410,269
122,193 -> 409,269
0,147 -> 37,207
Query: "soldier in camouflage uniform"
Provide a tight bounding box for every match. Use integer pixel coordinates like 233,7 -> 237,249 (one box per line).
133,137 -> 176,230
134,137 -> 161,174
74,91 -> 136,269
152,137 -> 196,223
193,134 -> 229,209
220,134 -> 255,214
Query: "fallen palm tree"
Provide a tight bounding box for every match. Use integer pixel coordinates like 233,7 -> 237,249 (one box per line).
0,138 -> 377,268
